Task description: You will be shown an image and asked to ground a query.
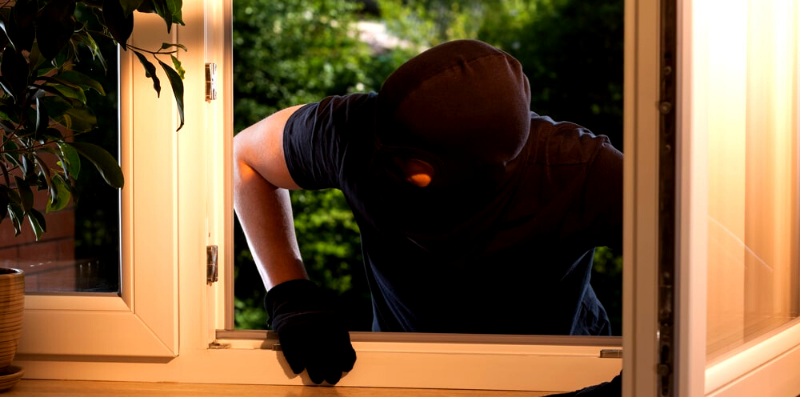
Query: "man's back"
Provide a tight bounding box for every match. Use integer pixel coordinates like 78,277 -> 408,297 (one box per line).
283,93 -> 623,334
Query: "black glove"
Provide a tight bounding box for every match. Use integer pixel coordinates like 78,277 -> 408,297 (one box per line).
265,279 -> 357,385
546,371 -> 622,396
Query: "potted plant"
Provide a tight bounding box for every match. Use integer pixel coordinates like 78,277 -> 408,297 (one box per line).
0,0 -> 186,389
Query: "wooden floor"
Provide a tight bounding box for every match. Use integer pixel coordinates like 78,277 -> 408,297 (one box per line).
4,380 -> 554,396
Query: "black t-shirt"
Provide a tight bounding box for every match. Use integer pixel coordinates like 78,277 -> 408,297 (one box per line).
283,93 -> 623,335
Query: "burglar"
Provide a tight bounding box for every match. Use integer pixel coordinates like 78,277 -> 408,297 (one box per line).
233,40 -> 623,392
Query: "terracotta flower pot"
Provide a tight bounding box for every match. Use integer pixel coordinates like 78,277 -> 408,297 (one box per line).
0,268 -> 24,369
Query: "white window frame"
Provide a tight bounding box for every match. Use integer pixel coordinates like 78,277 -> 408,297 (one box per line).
15,0 -> 632,393
674,0 -> 800,396
14,13 -> 180,360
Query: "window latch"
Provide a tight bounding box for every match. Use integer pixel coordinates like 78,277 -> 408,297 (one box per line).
205,63 -> 217,101
206,245 -> 219,284
599,349 -> 622,359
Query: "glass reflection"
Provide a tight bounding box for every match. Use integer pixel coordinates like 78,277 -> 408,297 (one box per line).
704,0 -> 799,360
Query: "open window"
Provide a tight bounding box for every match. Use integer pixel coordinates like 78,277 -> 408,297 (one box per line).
12,0 -> 799,396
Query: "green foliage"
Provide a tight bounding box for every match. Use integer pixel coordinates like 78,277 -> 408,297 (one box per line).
233,0 -> 624,332
593,246 -> 623,335
233,0 -> 378,132
290,189 -> 362,296
233,0 -> 390,330
0,0 -> 186,238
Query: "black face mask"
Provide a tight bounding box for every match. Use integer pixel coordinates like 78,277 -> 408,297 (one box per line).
366,40 -> 533,256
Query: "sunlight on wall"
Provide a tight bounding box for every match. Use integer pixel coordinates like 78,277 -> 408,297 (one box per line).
702,0 -> 799,361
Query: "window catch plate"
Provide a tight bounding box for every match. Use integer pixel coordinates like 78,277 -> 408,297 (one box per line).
205,63 -> 217,101
206,245 -> 219,285
599,349 -> 622,359
208,341 -> 230,349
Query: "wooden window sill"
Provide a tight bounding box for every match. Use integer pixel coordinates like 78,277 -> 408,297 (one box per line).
6,380 -> 554,396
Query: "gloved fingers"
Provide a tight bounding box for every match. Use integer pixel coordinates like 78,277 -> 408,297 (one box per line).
323,360 -> 343,385
305,354 -> 326,385
339,341 -> 357,373
279,336 -> 308,375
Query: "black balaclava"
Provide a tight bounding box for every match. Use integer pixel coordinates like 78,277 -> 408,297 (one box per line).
368,39 -> 532,256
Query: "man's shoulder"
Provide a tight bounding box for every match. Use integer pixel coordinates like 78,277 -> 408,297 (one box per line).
528,113 -> 612,166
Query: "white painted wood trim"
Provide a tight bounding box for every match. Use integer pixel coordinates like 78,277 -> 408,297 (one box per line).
677,0 -> 708,394
706,319 -> 800,396
623,0 -> 661,395
16,13 -> 180,359
16,1 -> 624,392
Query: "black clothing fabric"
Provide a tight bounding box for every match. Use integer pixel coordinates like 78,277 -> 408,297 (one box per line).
265,279 -> 356,384
283,93 -> 623,334
546,372 -> 622,396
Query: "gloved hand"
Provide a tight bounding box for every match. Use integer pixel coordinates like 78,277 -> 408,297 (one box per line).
265,279 -> 357,384
546,371 -> 622,396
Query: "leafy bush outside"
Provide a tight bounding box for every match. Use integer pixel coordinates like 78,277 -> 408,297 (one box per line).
233,0 -> 624,334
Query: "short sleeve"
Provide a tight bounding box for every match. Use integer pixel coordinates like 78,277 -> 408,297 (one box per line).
282,93 -> 377,190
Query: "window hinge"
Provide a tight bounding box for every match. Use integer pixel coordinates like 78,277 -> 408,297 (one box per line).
206,245 -> 219,285
205,63 -> 217,101
599,349 -> 622,359
208,340 -> 230,349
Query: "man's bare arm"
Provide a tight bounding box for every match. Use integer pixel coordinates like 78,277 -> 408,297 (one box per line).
233,105 -> 307,290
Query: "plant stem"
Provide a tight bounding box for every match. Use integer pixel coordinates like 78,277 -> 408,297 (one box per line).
126,44 -> 181,56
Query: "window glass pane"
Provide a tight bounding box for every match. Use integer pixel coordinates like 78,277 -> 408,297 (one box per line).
233,0 -> 624,334
0,12 -> 121,295
705,0 -> 799,360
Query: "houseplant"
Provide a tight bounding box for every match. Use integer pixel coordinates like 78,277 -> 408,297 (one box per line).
0,0 -> 186,388
0,0 -> 186,239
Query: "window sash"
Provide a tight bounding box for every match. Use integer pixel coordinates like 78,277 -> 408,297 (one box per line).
676,0 -> 800,395
15,13 -> 180,359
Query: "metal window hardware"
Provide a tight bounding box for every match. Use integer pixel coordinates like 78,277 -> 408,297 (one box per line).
208,341 -> 230,349
205,63 -> 217,101
599,349 -> 622,359
657,0 -> 678,395
206,245 -> 219,284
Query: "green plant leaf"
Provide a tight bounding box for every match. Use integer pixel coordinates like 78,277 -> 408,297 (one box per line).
55,70 -> 106,96
43,128 -> 63,141
46,173 -> 71,212
61,106 -> 97,132
27,42 -> 49,74
34,97 -> 48,138
1,5 -> 36,52
0,186 -> 8,223
71,30 -> 107,72
160,42 -> 187,52
0,77 -> 16,102
1,46 -> 29,100
26,207 -> 46,240
33,153 -> 53,195
57,141 -> 81,180
13,175 -> 33,211
136,0 -> 155,13
0,160 -> 9,188
158,59 -> 184,131
50,83 -> 87,104
170,55 -> 185,79
67,141 -> 124,189
8,203 -> 24,236
36,0 -> 77,61
0,105 -> 15,122
0,20 -> 12,49
133,50 -> 161,96
13,0 -> 37,30
41,95 -> 72,121
165,0 -> 184,25
19,154 -> 34,179
120,0 -> 145,16
103,0 -> 134,48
